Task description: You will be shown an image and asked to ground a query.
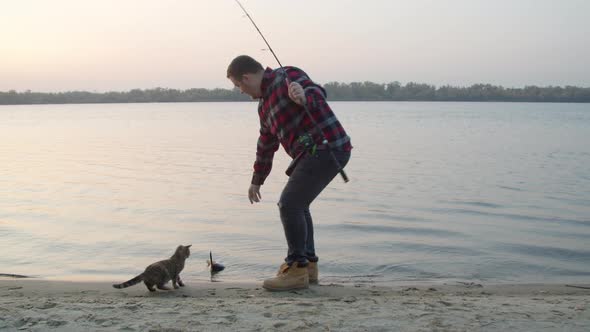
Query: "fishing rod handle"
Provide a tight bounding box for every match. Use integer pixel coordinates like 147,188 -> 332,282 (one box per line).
286,77 -> 349,183
326,148 -> 349,183
339,169 -> 350,183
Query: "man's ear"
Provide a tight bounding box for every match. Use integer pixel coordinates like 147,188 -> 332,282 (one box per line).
241,73 -> 252,83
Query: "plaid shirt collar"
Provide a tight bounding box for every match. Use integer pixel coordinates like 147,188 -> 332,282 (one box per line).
260,67 -> 283,99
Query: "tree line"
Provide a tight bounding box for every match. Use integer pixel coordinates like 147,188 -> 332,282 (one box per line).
1,82 -> 589,105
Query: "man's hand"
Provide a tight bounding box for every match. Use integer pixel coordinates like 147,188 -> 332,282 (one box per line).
288,81 -> 306,106
248,184 -> 262,204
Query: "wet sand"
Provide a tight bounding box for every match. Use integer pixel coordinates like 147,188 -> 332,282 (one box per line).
0,278 -> 588,331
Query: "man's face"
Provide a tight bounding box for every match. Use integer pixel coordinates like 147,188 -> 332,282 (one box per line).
230,74 -> 260,99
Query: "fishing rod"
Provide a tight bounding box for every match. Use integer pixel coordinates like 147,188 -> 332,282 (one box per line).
234,0 -> 349,183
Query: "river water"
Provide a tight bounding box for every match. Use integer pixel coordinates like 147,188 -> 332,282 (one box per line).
1,101 -> 589,285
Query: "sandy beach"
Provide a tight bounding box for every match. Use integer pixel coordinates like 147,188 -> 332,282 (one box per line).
0,277 -> 588,331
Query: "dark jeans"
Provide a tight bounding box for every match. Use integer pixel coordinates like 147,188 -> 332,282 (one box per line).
278,149 -> 351,266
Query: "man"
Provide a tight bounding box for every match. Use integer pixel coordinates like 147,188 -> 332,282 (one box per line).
227,55 -> 352,291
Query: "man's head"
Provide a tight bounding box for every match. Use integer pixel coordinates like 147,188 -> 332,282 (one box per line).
227,55 -> 265,99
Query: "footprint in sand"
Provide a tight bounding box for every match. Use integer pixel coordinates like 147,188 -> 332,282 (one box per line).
46,319 -> 67,327
35,302 -> 58,310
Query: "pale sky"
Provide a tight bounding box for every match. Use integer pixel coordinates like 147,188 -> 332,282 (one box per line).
1,0 -> 589,92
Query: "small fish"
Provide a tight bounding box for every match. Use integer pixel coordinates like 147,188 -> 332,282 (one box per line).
207,251 -> 225,273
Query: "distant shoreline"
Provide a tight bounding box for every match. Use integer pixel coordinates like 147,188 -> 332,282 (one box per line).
2,100 -> 590,106
2,82 -> 590,104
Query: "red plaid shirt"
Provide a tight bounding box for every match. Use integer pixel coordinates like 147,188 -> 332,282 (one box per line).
252,66 -> 352,185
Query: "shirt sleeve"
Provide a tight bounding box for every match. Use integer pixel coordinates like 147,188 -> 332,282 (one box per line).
303,85 -> 328,118
288,69 -> 335,144
251,120 -> 280,185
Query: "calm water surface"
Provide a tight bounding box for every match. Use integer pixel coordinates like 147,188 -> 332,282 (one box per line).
1,102 -> 589,285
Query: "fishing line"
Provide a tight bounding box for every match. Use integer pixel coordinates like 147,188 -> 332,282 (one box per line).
234,0 -> 349,183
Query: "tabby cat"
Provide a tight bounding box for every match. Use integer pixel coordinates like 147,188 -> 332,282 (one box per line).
113,245 -> 191,292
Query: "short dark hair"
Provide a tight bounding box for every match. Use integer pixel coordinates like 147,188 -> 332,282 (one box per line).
227,55 -> 264,79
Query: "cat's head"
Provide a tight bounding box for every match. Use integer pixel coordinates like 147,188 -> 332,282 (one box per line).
174,244 -> 191,259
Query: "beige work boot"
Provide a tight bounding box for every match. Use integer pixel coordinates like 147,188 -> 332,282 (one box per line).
263,262 -> 309,291
276,261 -> 318,284
275,262 -> 290,276
308,262 -> 318,284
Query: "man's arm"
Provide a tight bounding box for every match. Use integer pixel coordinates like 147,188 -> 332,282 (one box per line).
249,122 -> 279,204
251,124 -> 280,186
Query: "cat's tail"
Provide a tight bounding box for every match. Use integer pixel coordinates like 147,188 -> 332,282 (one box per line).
112,274 -> 143,289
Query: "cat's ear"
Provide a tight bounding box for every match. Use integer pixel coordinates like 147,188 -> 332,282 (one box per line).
186,245 -> 192,248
